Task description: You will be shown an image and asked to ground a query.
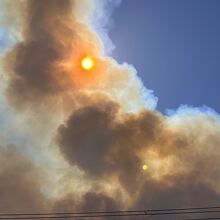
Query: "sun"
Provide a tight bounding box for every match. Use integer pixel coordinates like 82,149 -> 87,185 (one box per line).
81,57 -> 94,70
142,164 -> 148,171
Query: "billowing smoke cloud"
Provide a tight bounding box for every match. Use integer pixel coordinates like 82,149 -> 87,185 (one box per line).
1,0 -> 220,218
57,101 -> 220,208
4,0 -> 156,111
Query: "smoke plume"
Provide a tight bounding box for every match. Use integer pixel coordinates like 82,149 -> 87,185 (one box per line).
0,0 -> 220,218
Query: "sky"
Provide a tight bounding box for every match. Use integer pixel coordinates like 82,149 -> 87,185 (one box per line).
110,0 -> 220,113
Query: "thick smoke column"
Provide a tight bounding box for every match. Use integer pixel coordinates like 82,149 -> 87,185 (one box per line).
5,0 -> 76,108
1,0 -> 220,217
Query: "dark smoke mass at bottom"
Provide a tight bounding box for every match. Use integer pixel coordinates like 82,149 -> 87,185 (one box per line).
0,0 -> 220,219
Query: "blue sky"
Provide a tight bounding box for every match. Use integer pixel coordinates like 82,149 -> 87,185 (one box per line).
110,0 -> 220,113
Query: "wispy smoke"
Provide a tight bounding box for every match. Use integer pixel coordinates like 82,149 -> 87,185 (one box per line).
0,0 -> 220,217
0,147 -> 49,212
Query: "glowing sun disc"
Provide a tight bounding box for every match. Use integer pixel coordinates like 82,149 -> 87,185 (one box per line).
142,164 -> 148,171
81,57 -> 94,70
